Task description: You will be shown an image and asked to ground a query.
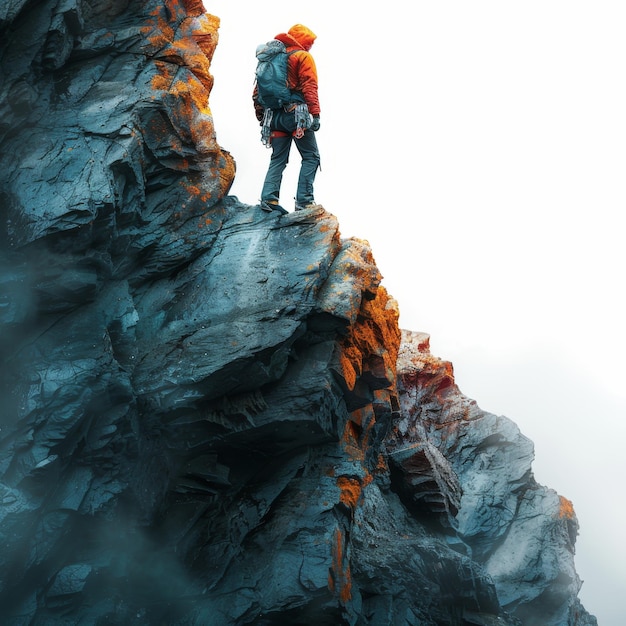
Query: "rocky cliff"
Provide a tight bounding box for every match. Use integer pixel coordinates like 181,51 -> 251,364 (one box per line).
0,1 -> 597,624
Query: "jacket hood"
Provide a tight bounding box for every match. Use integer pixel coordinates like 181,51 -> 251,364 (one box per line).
276,24 -> 317,51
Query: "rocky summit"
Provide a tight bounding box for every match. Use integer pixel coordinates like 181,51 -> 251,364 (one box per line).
0,1 -> 597,624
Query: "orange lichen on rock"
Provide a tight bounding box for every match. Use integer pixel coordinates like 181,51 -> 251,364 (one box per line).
181,180 -> 212,203
142,2 -> 219,92
375,453 -> 388,474
328,528 -> 352,603
558,496 -> 575,520
340,421 -> 364,462
338,350 -> 359,391
150,67 -> 175,92
337,286 -> 401,393
144,2 -> 219,147
337,476 -> 362,509
180,0 -> 206,14
138,1 -> 236,203
340,571 -> 352,603
141,1 -> 188,51
192,12 -> 220,58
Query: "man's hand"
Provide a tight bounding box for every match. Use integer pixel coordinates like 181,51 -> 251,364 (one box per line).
310,116 -> 320,131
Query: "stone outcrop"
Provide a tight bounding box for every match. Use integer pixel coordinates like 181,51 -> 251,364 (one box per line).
0,1 -> 596,624
391,331 -> 596,625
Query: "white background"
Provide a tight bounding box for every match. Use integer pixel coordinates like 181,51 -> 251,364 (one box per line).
205,2 -> 626,623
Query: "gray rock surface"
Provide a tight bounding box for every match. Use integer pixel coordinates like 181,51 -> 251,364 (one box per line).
0,2 -> 597,624
392,331 -> 597,625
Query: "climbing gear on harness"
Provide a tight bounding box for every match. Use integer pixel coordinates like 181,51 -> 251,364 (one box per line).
294,103 -> 311,139
260,104 -> 312,147
261,108 -> 274,147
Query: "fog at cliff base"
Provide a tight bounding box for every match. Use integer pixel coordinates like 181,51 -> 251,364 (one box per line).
205,2 -> 626,624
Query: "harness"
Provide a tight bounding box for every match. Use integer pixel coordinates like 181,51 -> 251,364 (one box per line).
260,103 -> 311,147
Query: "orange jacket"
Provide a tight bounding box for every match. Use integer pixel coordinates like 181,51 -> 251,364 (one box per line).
254,24 -> 321,120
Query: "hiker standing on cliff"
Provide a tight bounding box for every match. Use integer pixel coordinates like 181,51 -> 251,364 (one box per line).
253,24 -> 322,214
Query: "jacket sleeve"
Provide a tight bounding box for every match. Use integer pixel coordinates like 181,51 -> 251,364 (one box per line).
289,50 -> 321,116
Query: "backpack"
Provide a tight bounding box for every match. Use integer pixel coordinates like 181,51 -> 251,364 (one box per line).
255,39 -> 303,109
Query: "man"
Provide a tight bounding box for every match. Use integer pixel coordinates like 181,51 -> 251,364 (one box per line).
253,24 -> 322,213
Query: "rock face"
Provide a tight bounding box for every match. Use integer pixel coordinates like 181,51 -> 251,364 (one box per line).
392,332 -> 596,625
0,2 -> 596,625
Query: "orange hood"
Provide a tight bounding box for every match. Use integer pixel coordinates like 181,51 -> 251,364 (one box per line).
285,24 -> 317,51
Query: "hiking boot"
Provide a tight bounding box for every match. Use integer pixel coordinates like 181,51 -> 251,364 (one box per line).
260,200 -> 287,214
294,202 -> 324,211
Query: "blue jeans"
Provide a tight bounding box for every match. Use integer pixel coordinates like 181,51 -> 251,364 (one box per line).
261,109 -> 320,206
